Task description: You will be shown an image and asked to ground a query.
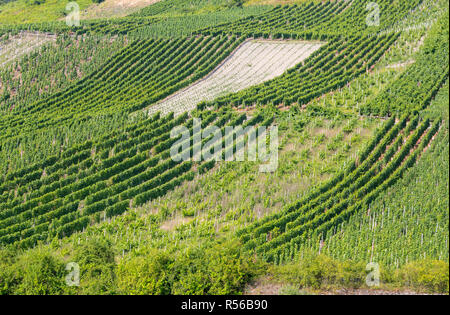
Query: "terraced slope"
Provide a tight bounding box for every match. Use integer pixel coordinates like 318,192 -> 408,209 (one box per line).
235,9 -> 449,265
1,1 -> 423,38
0,32 -> 400,142
308,82 -> 449,267
0,34 -> 126,113
81,0 -> 162,19
362,11 -> 449,116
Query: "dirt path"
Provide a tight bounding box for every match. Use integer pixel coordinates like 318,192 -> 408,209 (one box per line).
386,60 -> 415,69
244,282 -> 441,295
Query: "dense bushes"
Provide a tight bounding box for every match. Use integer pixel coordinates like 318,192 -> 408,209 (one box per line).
274,254 -> 367,290
269,254 -> 449,293
395,260 -> 449,293
117,240 -> 262,295
72,238 -> 117,295
1,244 -> 447,294
0,239 -> 262,295
0,247 -> 66,295
117,250 -> 175,295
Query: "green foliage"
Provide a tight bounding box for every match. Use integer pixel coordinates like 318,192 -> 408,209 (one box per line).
239,113 -> 441,263
0,34 -> 126,114
0,0 -> 93,24
15,249 -> 65,294
200,0 -> 422,37
132,0 -> 255,18
117,240 -> 262,295
274,254 -> 367,290
267,254 -> 449,293
129,7 -> 268,38
200,34 -> 399,109
72,238 -> 117,294
301,81 -> 449,270
0,0 -> 447,296
0,1 -> 17,6
227,0 -> 244,9
362,11 -> 449,116
117,249 -> 174,295
395,260 -> 449,293
173,240 -> 261,294
0,108 -> 259,247
0,247 -> 66,295
25,0 -> 45,5
0,36 -> 243,143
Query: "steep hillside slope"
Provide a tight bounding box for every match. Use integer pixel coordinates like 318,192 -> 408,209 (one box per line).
0,0 -> 447,296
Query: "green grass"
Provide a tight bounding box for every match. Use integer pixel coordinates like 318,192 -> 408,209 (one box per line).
0,0 -> 94,24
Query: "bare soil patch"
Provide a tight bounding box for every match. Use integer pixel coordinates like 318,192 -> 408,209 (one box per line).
81,0 -> 161,19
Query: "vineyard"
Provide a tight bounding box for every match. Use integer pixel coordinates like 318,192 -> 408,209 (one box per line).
0,34 -> 127,113
0,107 -> 275,248
0,35 -> 245,141
199,0 -> 423,37
150,39 -> 323,116
237,114 -> 441,263
198,33 -> 400,109
0,32 -> 54,67
0,0 -> 448,296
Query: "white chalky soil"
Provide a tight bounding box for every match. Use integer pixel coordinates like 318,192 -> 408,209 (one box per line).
148,39 -> 324,116
0,32 -> 55,67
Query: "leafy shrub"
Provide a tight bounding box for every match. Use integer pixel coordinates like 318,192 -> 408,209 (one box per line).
173,240 -> 262,295
73,238 -> 117,294
395,260 -> 449,294
117,250 -> 174,295
116,240 -> 262,295
0,247 -> 66,295
274,254 -> 367,290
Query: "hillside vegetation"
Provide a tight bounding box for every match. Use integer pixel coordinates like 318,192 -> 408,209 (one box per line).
0,0 -> 448,295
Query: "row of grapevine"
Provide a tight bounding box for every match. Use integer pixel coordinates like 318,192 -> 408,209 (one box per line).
198,33 -> 398,110
361,11 -> 449,116
238,113 -> 441,263
198,0 -> 423,38
0,105 -> 265,248
1,1 -> 423,40
0,1 -> 270,37
301,80 -> 449,268
0,17 -> 160,37
130,0 -> 232,18
0,35 -> 244,143
128,6 -> 271,39
0,34 -> 126,113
